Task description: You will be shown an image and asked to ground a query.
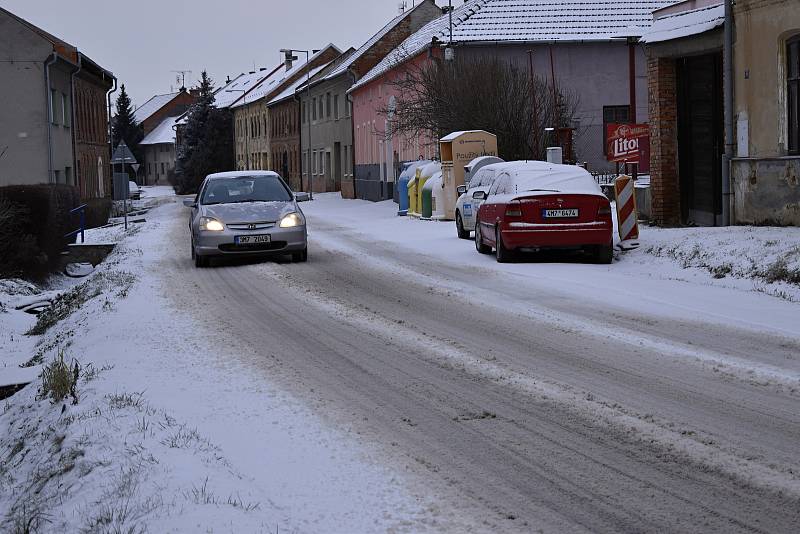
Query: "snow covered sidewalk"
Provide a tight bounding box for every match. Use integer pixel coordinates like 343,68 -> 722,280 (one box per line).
302,193 -> 800,336
0,193 -> 446,533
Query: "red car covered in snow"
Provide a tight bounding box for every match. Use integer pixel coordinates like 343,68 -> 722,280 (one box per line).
473,161 -> 613,263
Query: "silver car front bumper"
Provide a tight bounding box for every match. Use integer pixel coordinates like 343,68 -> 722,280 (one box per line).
195,225 -> 307,257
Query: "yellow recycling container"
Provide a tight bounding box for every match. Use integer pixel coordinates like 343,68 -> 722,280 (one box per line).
416,161 -> 441,216
407,172 -> 420,218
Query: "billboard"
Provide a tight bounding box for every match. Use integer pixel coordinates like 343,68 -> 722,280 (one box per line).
606,123 -> 650,173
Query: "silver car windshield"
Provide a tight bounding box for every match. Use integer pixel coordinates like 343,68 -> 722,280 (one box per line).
202,176 -> 292,205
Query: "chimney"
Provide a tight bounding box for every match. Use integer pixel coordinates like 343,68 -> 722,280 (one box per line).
260,67 -> 266,71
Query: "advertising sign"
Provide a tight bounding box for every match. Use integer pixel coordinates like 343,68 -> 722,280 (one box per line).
606,123 -> 650,173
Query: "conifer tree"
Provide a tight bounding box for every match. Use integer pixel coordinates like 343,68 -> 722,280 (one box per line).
174,71 -> 233,194
111,84 -> 144,168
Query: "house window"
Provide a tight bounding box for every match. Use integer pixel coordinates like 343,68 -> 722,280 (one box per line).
319,98 -> 324,120
50,89 -> 59,125
62,93 -> 70,127
312,98 -> 317,121
302,102 -> 307,123
326,92 -> 332,118
602,105 -> 631,155
789,35 -> 800,154
333,94 -> 339,120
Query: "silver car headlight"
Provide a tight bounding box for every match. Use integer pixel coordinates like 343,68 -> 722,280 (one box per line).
200,217 -> 224,232
279,212 -> 305,228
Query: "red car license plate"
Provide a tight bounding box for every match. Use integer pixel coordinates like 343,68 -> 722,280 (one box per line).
543,209 -> 579,218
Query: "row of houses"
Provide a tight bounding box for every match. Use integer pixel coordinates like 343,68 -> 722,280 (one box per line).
0,7 -> 115,212
144,0 -> 789,227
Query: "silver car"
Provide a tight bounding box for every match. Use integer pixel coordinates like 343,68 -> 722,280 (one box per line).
184,171 -> 308,267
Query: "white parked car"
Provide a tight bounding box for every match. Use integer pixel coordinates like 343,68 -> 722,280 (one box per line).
454,162 -> 513,239
128,181 -> 141,200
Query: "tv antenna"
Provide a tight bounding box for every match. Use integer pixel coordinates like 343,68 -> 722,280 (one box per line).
171,70 -> 192,90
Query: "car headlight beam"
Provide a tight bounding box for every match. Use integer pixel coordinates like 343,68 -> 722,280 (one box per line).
279,212 -> 304,228
200,217 -> 224,232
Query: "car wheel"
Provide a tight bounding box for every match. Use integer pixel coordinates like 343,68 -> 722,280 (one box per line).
594,244 -> 614,264
495,227 -> 513,263
292,248 -> 308,263
475,223 -> 492,254
194,250 -> 208,268
456,212 -> 470,240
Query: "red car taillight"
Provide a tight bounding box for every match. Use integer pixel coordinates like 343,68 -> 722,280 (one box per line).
597,203 -> 612,218
505,201 -> 522,218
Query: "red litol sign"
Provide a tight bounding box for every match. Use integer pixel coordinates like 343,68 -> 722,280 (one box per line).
607,123 -> 650,173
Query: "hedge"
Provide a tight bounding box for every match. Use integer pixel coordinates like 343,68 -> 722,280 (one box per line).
0,184 -> 80,277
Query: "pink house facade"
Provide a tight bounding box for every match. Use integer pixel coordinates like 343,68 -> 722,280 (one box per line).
350,53 -> 439,202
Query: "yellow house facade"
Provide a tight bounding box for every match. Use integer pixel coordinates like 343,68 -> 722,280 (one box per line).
732,0 -> 800,225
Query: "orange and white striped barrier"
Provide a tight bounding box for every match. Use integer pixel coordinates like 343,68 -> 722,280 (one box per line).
614,174 -> 639,247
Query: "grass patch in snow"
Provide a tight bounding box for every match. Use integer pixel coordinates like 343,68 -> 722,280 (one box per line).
26,270 -> 136,336
38,349 -> 79,405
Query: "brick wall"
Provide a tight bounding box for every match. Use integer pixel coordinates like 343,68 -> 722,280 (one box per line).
648,56 -> 681,226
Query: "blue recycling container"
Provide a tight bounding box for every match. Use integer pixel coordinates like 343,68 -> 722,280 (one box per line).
397,176 -> 410,216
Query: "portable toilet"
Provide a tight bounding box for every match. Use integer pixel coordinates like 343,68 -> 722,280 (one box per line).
420,171 -> 442,220
440,131 -> 498,220
416,161 -> 441,216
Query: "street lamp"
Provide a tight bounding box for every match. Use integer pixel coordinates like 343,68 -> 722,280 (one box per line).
280,48 -> 313,200
226,89 -> 250,170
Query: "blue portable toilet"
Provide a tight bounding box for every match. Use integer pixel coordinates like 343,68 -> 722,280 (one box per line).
397,160 -> 430,216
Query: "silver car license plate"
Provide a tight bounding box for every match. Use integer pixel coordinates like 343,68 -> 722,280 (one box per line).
235,235 -> 271,245
543,209 -> 579,218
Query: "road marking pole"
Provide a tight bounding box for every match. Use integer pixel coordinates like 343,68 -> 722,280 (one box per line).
614,174 -> 639,249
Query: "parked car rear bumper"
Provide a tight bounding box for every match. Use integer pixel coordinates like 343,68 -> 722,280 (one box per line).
502,222 -> 612,249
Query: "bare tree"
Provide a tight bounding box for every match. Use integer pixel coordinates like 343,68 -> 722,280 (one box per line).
379,55 -> 579,162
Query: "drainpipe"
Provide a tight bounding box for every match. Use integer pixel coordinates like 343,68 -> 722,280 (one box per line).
70,54 -> 83,193
45,52 -> 58,183
347,70 -> 358,199
722,0 -> 734,226
106,75 -> 118,197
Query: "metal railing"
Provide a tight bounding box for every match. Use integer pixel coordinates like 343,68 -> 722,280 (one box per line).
64,204 -> 87,244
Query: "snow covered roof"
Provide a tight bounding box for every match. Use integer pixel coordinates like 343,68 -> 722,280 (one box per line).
134,92 -> 179,123
352,0 -> 679,92
323,2 -> 432,81
441,130 -> 493,141
352,0 -> 483,92
213,69 -> 279,109
641,2 -> 724,44
139,116 -> 179,145
231,45 -> 341,109
267,64 -> 329,106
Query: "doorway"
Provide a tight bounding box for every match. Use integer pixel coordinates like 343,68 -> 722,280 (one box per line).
334,142 -> 342,191
677,53 -> 724,226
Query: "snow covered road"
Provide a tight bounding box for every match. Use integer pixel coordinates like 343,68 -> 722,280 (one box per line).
163,196 -> 800,532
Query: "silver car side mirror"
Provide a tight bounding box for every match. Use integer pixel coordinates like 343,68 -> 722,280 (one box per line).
456,185 -> 467,195
472,191 -> 487,200
294,192 -> 310,202
182,198 -> 196,208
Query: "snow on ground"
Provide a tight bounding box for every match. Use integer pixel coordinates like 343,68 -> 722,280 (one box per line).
301,193 -> 800,337
0,189 -> 448,533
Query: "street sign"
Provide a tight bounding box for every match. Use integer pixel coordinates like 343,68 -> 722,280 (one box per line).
111,141 -> 138,165
131,163 -> 140,174
606,123 -> 650,173
113,172 -> 129,201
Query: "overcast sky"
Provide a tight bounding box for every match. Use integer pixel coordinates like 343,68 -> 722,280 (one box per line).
2,0 -> 444,111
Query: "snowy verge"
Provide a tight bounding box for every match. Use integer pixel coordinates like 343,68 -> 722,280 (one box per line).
0,196 -> 445,533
